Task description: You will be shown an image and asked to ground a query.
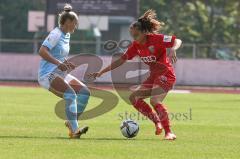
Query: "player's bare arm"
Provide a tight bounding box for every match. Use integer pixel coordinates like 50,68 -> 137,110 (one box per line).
88,57 -> 126,79
170,39 -> 182,64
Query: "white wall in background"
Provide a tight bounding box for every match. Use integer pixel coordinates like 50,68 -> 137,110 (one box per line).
0,54 -> 239,86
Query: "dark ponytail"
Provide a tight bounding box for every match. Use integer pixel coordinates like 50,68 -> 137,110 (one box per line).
131,9 -> 164,33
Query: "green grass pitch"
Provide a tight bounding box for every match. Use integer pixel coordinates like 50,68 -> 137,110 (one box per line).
0,86 -> 239,159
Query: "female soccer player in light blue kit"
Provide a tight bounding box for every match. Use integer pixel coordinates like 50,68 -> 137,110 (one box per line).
38,4 -> 90,139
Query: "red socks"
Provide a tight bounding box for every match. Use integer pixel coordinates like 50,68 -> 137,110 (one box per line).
131,98 -> 171,134
153,103 -> 171,134
132,99 -> 160,124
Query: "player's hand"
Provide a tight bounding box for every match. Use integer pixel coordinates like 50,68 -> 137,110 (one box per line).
88,72 -> 103,79
58,62 -> 69,71
169,48 -> 178,64
64,60 -> 76,70
58,60 -> 76,71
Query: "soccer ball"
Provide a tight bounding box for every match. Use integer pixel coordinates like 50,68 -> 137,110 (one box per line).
120,120 -> 139,138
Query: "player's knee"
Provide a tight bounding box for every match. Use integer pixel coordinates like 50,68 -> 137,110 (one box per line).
150,99 -> 155,106
129,93 -> 139,104
76,86 -> 90,112
150,97 -> 164,106
129,93 -> 135,104
79,86 -> 90,100
83,86 -> 91,96
64,88 -> 77,101
150,98 -> 158,106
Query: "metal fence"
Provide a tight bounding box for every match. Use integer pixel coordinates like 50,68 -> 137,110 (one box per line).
178,43 -> 240,60
0,38 -> 239,60
0,39 -> 99,55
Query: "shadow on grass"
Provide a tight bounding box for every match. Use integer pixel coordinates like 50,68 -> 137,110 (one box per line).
0,135 -> 159,141
0,135 -> 68,140
80,137 -> 158,141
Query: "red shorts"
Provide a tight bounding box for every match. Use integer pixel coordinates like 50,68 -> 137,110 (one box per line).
142,71 -> 176,92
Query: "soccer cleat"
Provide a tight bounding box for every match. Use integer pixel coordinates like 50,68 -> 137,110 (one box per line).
64,120 -> 89,139
155,122 -> 163,135
164,132 -> 177,140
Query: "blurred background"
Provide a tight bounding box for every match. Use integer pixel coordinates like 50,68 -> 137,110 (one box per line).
0,0 -> 239,87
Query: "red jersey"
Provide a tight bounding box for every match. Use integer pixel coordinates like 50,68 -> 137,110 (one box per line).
121,34 -> 176,76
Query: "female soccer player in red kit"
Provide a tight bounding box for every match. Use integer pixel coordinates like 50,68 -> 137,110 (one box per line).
89,10 -> 182,140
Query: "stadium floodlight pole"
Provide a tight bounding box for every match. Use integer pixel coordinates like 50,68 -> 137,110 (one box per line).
0,16 -> 3,53
44,0 -> 48,32
93,26 -> 102,55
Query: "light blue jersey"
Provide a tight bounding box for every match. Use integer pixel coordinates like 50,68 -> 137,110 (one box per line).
38,27 -> 70,78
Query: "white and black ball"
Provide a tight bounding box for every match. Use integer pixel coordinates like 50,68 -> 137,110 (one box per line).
120,120 -> 139,138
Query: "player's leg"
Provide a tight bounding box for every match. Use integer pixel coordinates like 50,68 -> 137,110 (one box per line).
129,84 -> 165,135
48,75 -> 80,137
150,93 -> 176,140
150,92 -> 170,133
64,75 -> 90,119
149,74 -> 177,140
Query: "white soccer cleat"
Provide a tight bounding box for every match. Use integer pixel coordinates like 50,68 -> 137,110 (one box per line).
164,132 -> 177,140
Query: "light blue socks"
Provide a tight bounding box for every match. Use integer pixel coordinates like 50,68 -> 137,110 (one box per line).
63,88 -> 78,132
63,86 -> 90,132
77,86 -> 90,115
